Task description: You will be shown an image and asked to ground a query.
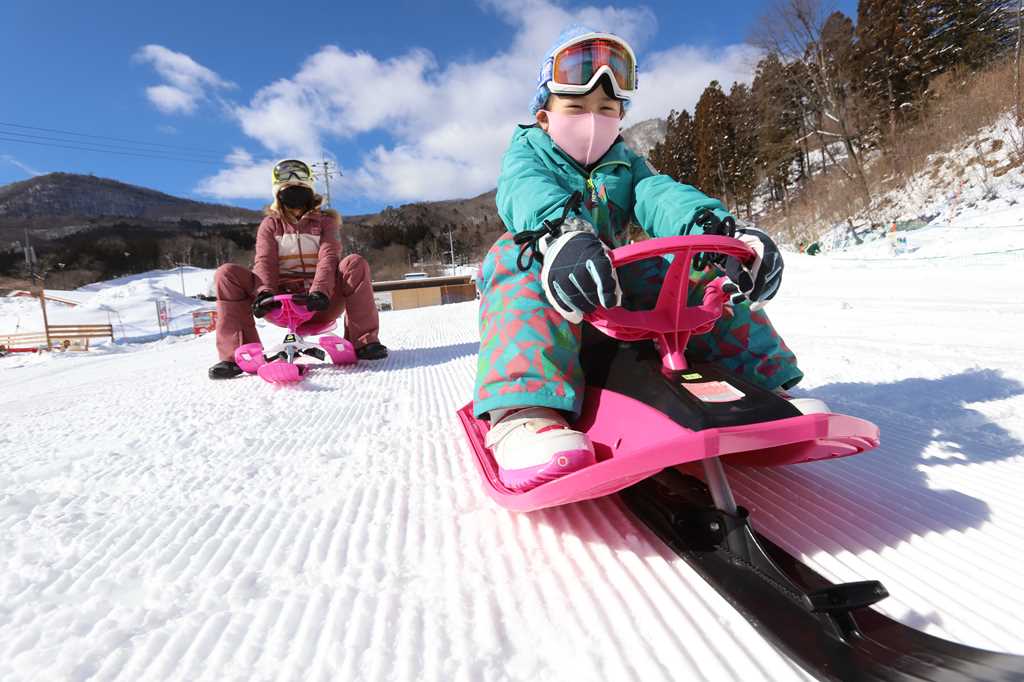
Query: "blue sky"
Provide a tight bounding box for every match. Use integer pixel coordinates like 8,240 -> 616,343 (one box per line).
1,0 -> 857,214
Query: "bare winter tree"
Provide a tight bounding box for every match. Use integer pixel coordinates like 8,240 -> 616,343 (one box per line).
753,0 -> 872,204
1018,0 -> 1023,125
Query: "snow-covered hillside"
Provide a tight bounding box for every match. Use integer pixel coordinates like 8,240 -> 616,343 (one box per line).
2,221 -> 1024,681
814,113 -> 1024,254
621,117 -> 667,158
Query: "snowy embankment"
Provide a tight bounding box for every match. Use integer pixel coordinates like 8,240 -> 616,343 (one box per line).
2,223 -> 1024,681
0,267 -> 217,343
817,113 -> 1024,255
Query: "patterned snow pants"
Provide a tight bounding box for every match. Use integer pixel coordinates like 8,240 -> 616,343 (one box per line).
473,232 -> 803,419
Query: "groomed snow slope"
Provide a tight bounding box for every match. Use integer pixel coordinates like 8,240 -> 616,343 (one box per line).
2,225 -> 1024,681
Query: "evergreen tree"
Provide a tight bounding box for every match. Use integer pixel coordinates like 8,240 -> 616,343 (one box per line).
727,82 -> 758,217
694,81 -> 734,204
925,0 -> 1016,72
752,54 -> 802,204
648,109 -> 697,186
786,59 -> 816,181
855,0 -> 933,141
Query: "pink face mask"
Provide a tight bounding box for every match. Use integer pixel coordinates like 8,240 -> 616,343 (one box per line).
542,110 -> 621,166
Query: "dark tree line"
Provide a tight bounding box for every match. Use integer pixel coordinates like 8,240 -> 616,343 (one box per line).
2,223 -> 259,289
648,0 -> 1018,215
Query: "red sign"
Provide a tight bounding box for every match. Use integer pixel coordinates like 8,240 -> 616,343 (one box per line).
192,309 -> 217,336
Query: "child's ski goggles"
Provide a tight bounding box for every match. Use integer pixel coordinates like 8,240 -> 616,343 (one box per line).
272,159 -> 313,183
548,33 -> 637,100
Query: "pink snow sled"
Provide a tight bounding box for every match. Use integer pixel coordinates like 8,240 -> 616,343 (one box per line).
457,235 -> 880,512
234,293 -> 357,384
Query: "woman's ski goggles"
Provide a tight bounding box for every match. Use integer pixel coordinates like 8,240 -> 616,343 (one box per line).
548,33 -> 637,100
272,159 -> 313,184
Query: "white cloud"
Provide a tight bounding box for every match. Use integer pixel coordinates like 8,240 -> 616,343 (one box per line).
628,44 -> 762,122
135,44 -> 235,115
225,147 -> 254,166
157,124 -> 178,135
193,148 -> 271,200
145,85 -> 196,114
2,154 -> 42,177
196,1 -> 759,204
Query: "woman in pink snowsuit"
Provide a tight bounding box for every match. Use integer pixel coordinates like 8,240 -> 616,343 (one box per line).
208,159 -> 387,379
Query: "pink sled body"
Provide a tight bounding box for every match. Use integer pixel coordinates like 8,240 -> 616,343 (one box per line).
457,235 -> 881,512
457,391 -> 878,513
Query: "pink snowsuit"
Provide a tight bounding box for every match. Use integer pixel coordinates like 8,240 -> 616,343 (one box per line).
214,207 -> 380,361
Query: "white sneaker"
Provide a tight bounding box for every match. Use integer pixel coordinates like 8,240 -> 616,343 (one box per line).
774,389 -> 830,415
788,397 -> 831,414
485,407 -> 596,491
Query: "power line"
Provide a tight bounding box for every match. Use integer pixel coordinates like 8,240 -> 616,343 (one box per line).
0,134 -> 223,165
0,121 -> 230,157
0,129 -> 224,163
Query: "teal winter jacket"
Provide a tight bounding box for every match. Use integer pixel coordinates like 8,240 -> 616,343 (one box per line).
495,125 -> 734,246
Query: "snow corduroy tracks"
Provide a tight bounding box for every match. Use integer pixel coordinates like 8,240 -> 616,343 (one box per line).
2,236 -> 1024,681
0,309 -> 810,682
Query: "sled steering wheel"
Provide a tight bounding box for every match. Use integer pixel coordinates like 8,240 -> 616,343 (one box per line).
585,235 -> 755,372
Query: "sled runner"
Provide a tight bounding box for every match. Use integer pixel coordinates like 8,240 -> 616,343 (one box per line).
234,293 -> 356,384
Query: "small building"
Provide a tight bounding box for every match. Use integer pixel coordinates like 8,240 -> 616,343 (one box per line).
372,275 -> 477,311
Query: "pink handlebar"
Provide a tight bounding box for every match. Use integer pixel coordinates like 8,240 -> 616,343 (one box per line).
606,234 -> 755,269
586,235 -> 755,372
264,293 -> 317,331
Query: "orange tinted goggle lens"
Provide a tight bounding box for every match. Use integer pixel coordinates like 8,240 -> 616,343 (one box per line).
552,39 -> 635,91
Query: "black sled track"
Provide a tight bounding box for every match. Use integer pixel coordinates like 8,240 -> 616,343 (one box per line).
620,469 -> 1024,681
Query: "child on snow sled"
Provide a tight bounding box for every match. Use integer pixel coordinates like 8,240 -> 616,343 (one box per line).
475,26 -> 814,491
208,159 -> 388,379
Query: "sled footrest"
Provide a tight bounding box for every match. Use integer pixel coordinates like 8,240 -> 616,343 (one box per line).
804,581 -> 889,614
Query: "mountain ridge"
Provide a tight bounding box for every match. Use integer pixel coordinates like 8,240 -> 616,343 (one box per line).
0,172 -> 262,225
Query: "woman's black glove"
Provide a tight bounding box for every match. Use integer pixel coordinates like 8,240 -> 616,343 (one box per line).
304,291 -> 330,312
252,290 -> 280,318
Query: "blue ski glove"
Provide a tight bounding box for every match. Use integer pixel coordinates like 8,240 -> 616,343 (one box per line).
724,227 -> 783,306
252,290 -> 280,318
539,217 -> 622,324
304,291 -> 330,312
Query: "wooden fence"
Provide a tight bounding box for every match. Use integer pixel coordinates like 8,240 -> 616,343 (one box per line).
0,324 -> 114,352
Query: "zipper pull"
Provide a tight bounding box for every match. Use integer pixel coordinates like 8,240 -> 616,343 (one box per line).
586,177 -> 597,203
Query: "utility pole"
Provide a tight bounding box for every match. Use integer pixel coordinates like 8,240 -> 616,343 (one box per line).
39,286 -> 51,350
447,226 -> 456,274
23,228 -> 37,282
312,157 -> 342,208
1017,0 -> 1023,125
165,256 -> 187,297
22,229 -> 50,347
